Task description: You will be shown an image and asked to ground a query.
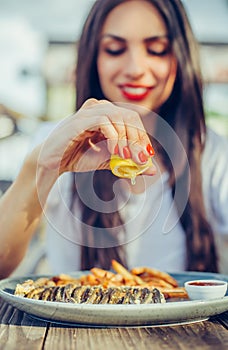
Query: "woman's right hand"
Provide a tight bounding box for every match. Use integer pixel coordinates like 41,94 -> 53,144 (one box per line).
37,98 -> 156,176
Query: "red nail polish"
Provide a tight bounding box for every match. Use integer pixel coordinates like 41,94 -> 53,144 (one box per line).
146,144 -> 155,156
114,144 -> 119,155
123,146 -> 131,159
138,151 -> 147,163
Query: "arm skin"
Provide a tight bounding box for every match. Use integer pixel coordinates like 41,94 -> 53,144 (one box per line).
0,145 -> 58,279
0,99 -> 156,279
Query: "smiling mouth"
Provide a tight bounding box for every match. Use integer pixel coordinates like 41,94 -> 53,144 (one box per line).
120,85 -> 152,100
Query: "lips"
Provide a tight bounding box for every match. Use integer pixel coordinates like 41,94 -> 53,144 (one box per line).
119,84 -> 152,101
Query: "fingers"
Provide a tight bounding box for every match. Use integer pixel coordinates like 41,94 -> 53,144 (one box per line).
80,98 -> 100,108
81,99 -> 155,165
109,110 -> 154,166
72,99 -> 156,176
121,111 -> 154,165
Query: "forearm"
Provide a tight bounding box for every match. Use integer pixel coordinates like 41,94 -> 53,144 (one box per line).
0,146 -> 58,279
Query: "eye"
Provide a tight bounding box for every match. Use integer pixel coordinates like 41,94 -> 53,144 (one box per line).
147,48 -> 169,56
146,39 -> 171,57
105,48 -> 125,56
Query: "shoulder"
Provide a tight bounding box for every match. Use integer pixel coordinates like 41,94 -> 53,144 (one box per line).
202,127 -> 228,168
202,127 -> 228,183
202,127 -> 228,234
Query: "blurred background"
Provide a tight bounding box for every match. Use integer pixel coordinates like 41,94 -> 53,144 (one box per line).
0,0 -> 228,275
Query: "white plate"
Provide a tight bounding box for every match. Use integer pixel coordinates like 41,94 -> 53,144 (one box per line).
0,272 -> 227,327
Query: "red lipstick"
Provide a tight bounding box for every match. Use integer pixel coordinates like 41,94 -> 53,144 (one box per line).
119,84 -> 152,101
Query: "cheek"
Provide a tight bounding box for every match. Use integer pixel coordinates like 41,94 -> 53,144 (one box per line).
98,54 -> 113,75
155,58 -> 175,82
154,57 -> 177,106
97,56 -> 104,80
97,56 -> 112,90
97,53 -> 122,80
164,58 -> 177,90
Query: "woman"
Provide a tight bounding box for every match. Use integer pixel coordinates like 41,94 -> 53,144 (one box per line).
0,0 -> 227,278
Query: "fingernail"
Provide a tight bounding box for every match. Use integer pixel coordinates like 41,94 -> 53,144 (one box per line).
114,144 -> 119,155
123,146 -> 131,159
146,144 -> 155,156
138,151 -> 148,163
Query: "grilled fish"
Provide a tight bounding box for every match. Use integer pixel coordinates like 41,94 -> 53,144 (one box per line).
15,282 -> 166,304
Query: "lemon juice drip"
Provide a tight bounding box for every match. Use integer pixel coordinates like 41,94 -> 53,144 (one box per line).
130,174 -> 136,185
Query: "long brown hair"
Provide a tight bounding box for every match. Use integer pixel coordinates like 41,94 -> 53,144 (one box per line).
74,0 -> 218,272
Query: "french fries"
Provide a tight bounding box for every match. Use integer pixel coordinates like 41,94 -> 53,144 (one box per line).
130,266 -> 178,287
48,260 -> 188,300
111,259 -> 144,285
161,288 -> 188,299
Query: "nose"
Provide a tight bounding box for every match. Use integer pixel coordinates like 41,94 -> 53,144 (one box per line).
124,49 -> 147,79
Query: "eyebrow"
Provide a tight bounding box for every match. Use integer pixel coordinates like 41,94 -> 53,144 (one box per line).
100,34 -> 169,43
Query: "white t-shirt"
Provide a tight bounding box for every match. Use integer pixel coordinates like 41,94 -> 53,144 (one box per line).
33,124 -> 228,274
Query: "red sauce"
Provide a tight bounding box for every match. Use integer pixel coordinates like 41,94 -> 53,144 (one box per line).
188,281 -> 224,286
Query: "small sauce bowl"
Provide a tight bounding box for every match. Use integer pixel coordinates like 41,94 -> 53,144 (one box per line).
184,279 -> 227,300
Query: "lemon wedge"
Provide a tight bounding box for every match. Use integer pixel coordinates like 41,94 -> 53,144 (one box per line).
110,155 -> 152,185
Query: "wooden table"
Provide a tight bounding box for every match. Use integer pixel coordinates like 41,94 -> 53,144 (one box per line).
0,297 -> 228,349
